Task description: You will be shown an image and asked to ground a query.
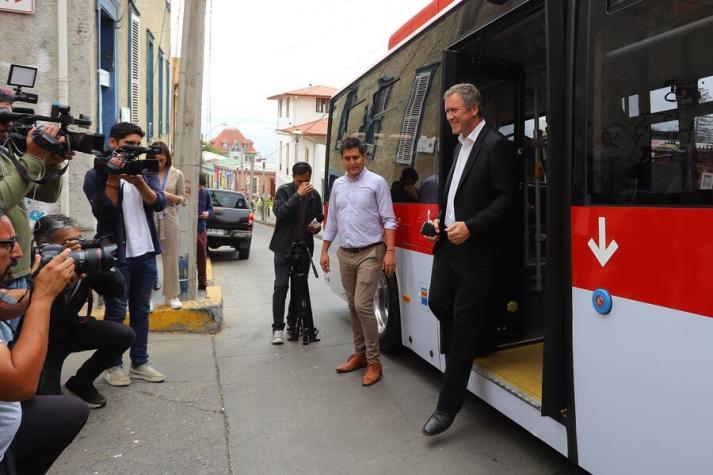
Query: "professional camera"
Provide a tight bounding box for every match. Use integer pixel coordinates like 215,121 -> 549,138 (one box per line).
99,144 -> 160,176
0,64 -> 104,156
32,239 -> 118,275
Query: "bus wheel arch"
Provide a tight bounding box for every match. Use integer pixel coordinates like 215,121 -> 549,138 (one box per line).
375,272 -> 403,354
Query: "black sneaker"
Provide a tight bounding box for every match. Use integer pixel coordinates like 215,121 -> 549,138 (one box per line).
64,376 -> 107,409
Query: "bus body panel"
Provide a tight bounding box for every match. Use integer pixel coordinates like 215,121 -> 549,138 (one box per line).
572,207 -> 713,473
467,369 -> 567,457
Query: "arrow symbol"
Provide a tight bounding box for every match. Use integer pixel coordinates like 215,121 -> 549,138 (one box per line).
587,217 -> 619,267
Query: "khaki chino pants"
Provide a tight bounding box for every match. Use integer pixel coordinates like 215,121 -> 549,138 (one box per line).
337,243 -> 386,363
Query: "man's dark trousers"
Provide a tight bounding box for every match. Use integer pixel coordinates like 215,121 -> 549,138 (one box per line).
428,239 -> 495,414
272,251 -> 311,331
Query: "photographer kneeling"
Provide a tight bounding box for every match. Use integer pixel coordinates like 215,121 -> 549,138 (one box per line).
0,207 -> 88,474
34,215 -> 135,409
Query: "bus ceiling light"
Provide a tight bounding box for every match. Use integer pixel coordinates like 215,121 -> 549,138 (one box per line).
592,288 -> 613,315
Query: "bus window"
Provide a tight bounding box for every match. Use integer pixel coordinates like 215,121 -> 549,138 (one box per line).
573,0 -> 713,206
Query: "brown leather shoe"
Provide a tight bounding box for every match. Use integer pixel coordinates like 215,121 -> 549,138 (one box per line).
336,353 -> 367,373
362,361 -> 382,386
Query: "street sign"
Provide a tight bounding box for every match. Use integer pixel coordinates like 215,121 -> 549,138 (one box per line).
0,0 -> 34,14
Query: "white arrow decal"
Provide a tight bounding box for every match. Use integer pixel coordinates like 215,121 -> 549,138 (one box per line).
587,217 -> 619,267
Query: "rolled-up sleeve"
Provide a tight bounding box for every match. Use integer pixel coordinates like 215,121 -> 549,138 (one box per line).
375,177 -> 397,230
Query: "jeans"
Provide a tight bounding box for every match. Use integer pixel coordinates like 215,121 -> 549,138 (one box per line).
104,253 -> 157,367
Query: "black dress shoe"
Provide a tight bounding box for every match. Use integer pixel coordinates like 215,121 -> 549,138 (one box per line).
422,410 -> 455,436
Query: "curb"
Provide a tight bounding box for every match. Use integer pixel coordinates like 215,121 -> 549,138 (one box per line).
91,258 -> 224,334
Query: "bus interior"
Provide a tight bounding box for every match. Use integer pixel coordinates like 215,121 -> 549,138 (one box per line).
446,6 -> 549,409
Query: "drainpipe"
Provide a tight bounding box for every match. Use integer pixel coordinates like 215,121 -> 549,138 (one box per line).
57,0 -> 70,215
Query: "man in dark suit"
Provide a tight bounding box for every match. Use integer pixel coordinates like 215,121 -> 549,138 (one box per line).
422,83 -> 518,436
269,162 -> 324,344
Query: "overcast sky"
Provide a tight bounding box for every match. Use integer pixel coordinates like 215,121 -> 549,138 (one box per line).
172,0 -> 431,161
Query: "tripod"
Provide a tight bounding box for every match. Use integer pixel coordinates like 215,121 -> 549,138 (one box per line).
286,241 -> 320,345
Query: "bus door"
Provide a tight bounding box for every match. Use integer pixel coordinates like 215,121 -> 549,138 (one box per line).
571,1 -> 713,473
444,3 -> 554,410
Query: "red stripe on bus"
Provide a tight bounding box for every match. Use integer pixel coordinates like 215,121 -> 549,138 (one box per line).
393,203 -> 439,254
324,202 -> 438,255
571,206 -> 713,318
387,0 -> 456,50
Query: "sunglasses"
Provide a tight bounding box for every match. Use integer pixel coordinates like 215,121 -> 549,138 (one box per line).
0,236 -> 17,250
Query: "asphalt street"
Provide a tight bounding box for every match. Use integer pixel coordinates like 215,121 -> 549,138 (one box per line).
51,223 -> 582,474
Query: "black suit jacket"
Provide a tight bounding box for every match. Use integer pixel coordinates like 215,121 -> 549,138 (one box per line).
269,182 -> 324,259
435,123 -> 518,265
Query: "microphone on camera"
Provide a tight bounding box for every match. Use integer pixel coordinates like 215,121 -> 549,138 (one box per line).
0,109 -> 28,123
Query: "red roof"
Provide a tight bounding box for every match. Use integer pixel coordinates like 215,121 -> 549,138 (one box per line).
209,128 -> 257,154
267,85 -> 336,100
279,118 -> 328,137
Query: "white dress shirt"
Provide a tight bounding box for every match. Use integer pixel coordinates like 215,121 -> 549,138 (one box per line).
445,120 -> 486,227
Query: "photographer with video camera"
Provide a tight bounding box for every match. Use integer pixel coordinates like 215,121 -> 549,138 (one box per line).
0,87 -> 74,343
83,122 -> 167,386
33,215 -> 135,409
0,205 -> 89,475
269,162 -> 323,345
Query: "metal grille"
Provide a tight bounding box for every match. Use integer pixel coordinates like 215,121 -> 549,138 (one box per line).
395,67 -> 435,165
129,14 -> 141,125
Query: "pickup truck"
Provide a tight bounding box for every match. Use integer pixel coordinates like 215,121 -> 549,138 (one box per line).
205,189 -> 254,259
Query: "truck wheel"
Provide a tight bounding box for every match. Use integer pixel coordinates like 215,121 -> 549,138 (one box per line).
237,240 -> 251,260
375,273 -> 402,354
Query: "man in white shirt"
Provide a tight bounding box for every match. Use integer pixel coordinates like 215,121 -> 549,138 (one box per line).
84,122 -> 168,386
422,83 -> 518,436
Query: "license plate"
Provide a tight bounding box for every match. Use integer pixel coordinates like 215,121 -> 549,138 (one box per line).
207,228 -> 227,236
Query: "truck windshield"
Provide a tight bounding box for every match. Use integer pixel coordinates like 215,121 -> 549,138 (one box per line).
210,191 -> 248,209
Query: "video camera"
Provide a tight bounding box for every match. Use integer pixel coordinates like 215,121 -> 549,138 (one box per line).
32,237 -> 118,276
99,144 -> 161,176
0,64 -> 104,156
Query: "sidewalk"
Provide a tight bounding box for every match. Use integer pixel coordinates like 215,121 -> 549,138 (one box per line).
49,333 -> 230,474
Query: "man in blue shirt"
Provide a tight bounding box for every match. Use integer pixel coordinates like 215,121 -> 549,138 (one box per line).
83,122 -> 167,386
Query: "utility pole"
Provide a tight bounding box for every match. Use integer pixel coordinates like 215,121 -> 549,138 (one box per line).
173,0 -> 207,301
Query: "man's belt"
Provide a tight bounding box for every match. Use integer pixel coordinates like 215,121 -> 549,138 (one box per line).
340,242 -> 384,253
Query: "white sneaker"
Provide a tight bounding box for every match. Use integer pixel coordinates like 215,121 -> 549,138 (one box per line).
149,299 -> 154,313
271,330 -> 284,345
129,364 -> 166,383
166,297 -> 182,309
103,365 -> 131,387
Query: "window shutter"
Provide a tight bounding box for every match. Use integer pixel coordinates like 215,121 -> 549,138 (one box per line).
129,14 -> 141,125
395,66 -> 436,165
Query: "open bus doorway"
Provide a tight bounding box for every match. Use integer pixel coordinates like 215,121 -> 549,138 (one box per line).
444,5 -> 550,409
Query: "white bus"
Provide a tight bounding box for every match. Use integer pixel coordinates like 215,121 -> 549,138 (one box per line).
322,0 -> 713,473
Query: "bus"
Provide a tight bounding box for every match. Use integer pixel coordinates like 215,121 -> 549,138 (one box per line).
322,0 -> 713,473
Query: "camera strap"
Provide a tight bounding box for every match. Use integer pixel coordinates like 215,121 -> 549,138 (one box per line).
1,143 -> 68,184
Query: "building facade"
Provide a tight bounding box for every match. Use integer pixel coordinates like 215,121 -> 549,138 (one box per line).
267,85 -> 335,190
0,0 -> 171,231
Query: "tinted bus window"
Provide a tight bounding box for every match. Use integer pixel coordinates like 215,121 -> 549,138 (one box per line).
573,0 -> 713,206
326,0 -> 530,205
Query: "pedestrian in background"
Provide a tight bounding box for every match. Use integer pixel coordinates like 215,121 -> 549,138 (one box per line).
196,173 -> 213,291
320,137 -> 397,386
151,142 -> 185,309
